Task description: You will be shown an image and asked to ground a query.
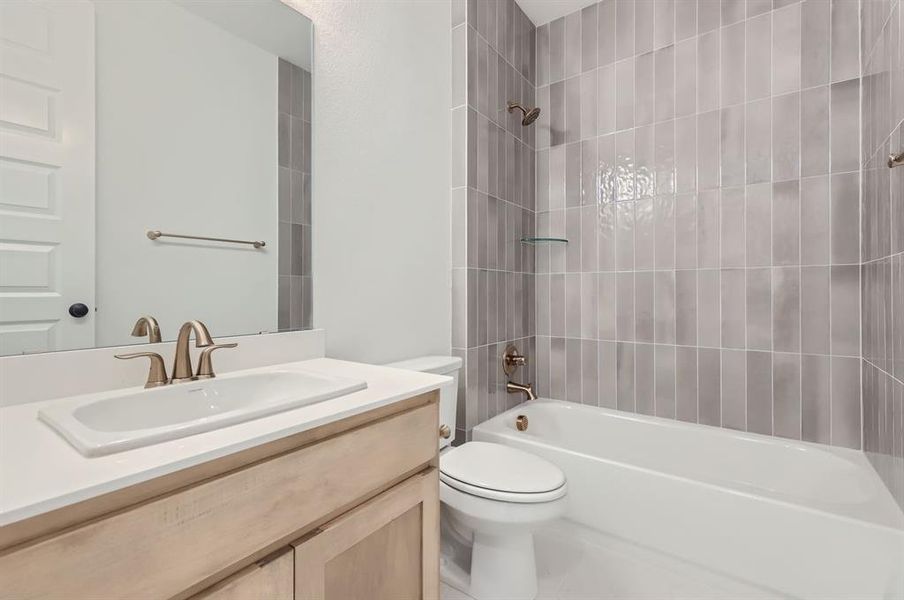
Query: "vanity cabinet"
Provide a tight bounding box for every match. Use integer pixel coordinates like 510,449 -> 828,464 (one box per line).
0,392 -> 440,600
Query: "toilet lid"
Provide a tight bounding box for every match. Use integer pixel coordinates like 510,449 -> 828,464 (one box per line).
439,442 -> 566,499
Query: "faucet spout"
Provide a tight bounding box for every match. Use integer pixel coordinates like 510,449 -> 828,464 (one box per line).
506,380 -> 537,401
171,320 -> 213,383
130,315 -> 162,343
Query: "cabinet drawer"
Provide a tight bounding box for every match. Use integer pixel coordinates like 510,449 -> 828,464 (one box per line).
192,548 -> 293,600
0,400 -> 437,599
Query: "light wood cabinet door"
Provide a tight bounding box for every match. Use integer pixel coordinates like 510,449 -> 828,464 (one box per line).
192,548 -> 293,600
293,468 -> 439,600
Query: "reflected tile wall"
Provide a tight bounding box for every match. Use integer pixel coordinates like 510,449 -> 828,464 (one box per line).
277,59 -> 313,331
534,0 -> 863,449
861,0 -> 904,510
452,0 -> 537,442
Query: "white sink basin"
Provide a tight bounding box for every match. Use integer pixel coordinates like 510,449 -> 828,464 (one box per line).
39,370 -> 367,457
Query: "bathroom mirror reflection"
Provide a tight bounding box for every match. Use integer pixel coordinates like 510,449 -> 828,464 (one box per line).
0,0 -> 313,356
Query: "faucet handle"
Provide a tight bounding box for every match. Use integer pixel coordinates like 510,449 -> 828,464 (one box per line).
115,352 -> 169,388
195,343 -> 238,379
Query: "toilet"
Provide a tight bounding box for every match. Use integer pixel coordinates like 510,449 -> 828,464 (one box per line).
386,356 -> 567,600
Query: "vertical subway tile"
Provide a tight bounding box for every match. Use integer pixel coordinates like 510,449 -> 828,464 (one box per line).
721,269 -> 746,349
831,264 -> 860,356
599,272 -> 618,339
636,52 -> 656,127
655,121 -> 676,196
773,266 -> 801,352
599,0 -> 617,66
774,353 -> 802,440
616,58 -> 636,131
746,99 -> 772,184
721,105 -> 746,188
676,270 -> 698,345
800,86 -> 830,177
722,349 -> 747,430
832,356 -> 862,449
598,64 -> 617,134
698,30 -> 720,113
772,3 -> 801,95
746,13 -> 772,100
654,193 -> 676,268
697,189 -> 720,267
581,3 -> 598,73
721,187 -> 745,267
698,348 -> 722,426
801,176 -> 831,265
802,354 -> 831,444
655,45 -> 675,123
581,70 -> 598,140
655,344 -> 677,418
721,22 -> 746,107
654,271 -> 677,344
772,180 -> 800,265
747,0 -> 771,18
636,343 -> 655,415
565,76 -> 581,144
616,0 -> 635,61
617,342 -> 636,411
617,271 -> 635,341
697,0 -> 721,34
536,23 -> 550,87
565,11 -> 582,79
831,0 -> 860,83
636,271 -> 655,342
567,338 -> 582,403
676,346 -> 699,422
746,183 -> 772,266
801,0 -> 830,89
801,267 -> 831,355
599,341 -> 618,408
831,173 -> 860,264
698,269 -> 721,347
582,339 -> 599,406
831,78 -> 860,173
772,92 -> 801,182
635,0 -> 654,55
549,17 -> 565,83
675,192 -> 697,268
698,110 -> 721,190
653,0 -> 675,49
675,0 -> 697,40
747,268 -> 773,351
676,38 -> 697,117
747,351 -> 773,435
676,116 -> 698,192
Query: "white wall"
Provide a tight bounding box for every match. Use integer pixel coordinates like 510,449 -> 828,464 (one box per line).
286,0 -> 452,364
94,1 -> 278,346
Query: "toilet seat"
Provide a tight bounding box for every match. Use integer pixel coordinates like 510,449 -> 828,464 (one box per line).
440,442 -> 566,503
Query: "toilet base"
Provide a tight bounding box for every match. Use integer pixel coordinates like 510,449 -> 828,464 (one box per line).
440,530 -> 539,600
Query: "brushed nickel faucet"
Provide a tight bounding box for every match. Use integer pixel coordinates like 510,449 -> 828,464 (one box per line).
130,315 -> 162,343
171,320 -> 214,383
195,342 -> 238,379
503,344 -> 538,401
506,381 -> 538,401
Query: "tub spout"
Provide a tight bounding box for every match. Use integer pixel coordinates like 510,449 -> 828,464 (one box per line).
506,380 -> 537,401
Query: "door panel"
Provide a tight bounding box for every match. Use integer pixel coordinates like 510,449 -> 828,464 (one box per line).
191,548 -> 293,600
293,469 -> 439,600
0,0 -> 95,355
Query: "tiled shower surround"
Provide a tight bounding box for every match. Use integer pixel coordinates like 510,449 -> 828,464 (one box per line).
532,0 -> 865,448
451,0 -> 538,441
861,0 -> 904,509
278,58 -> 313,331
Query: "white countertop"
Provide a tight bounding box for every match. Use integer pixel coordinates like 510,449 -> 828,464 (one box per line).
0,358 -> 449,527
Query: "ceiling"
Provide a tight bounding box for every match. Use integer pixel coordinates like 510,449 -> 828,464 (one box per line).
517,0 -> 599,26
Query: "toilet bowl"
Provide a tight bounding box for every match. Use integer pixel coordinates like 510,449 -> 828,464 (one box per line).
386,356 -> 567,600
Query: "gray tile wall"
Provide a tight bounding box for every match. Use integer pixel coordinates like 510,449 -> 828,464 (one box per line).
861,0 -> 904,510
534,0 -> 864,448
451,0 -> 537,442
278,59 -> 313,331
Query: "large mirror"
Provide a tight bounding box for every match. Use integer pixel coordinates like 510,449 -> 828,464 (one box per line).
0,0 -> 313,356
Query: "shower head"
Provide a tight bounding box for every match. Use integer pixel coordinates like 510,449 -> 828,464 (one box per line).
507,101 -> 541,126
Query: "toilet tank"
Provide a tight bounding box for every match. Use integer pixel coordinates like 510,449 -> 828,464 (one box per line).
385,355 -> 462,449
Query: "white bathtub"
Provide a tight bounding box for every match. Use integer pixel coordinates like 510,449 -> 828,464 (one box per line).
473,399 -> 904,600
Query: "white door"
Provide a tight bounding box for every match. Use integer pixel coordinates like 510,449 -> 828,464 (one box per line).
0,0 -> 95,355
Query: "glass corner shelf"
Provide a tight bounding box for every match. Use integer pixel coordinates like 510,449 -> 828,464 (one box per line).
520,237 -> 569,245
